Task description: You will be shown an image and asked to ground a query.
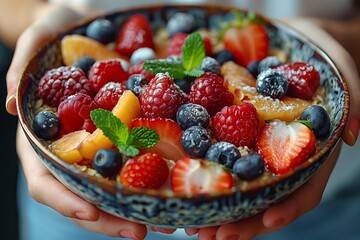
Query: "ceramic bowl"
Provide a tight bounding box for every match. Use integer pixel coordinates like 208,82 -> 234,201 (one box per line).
16,4 -> 349,228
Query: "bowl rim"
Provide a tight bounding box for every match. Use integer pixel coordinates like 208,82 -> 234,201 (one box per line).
16,3 -> 350,199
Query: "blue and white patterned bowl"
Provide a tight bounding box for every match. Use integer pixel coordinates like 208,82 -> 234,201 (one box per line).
16,4 -> 349,228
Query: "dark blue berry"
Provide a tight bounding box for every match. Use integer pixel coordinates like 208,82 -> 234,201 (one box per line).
86,19 -> 118,44
214,49 -> 236,65
166,12 -> 197,37
181,126 -> 211,158
126,74 -> 148,96
174,78 -> 193,94
300,105 -> 331,138
205,142 -> 240,169
247,61 -> 260,77
257,56 -> 282,73
32,111 -> 62,140
130,47 -> 156,65
256,69 -> 288,99
176,103 -> 210,130
73,57 -> 95,77
198,57 -> 221,75
233,153 -> 264,181
93,149 -> 123,178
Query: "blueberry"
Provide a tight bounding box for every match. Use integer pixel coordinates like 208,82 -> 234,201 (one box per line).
256,69 -> 288,99
257,56 -> 283,73
176,103 -> 210,130
247,61 -> 260,77
174,78 -> 193,94
166,12 -> 197,37
32,111 -> 62,140
233,153 -> 264,181
300,105 -> 331,138
181,126 -> 211,158
214,49 -> 236,65
86,19 -> 118,44
126,74 -> 148,96
93,149 -> 123,178
198,57 -> 221,75
130,47 -> 156,65
205,142 -> 240,169
73,57 -> 96,77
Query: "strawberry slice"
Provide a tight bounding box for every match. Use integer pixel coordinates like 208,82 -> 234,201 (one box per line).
256,120 -> 317,174
171,157 -> 233,194
115,14 -> 154,57
275,62 -> 320,100
131,118 -> 187,161
222,15 -> 269,67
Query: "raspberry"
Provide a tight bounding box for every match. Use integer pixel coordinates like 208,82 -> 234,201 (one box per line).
212,103 -> 260,148
167,32 -> 188,57
88,59 -> 129,91
94,82 -> 126,110
189,72 -> 233,115
58,93 -> 99,134
128,60 -> 155,82
140,73 -> 187,120
38,66 -> 95,107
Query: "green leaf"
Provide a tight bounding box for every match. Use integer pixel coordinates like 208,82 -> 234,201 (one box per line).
118,144 -> 139,157
295,119 -> 314,130
130,127 -> 159,149
184,69 -> 204,78
182,32 -> 205,71
143,60 -> 185,79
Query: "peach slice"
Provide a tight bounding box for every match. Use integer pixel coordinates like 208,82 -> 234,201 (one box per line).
79,90 -> 141,160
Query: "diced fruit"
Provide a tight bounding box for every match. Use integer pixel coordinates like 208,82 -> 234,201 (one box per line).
232,153 -> 264,180
256,69 -> 288,99
181,126 -> 211,158
32,111 -> 62,140
212,104 -> 260,148
61,34 -> 126,66
115,14 -> 154,57
119,153 -> 169,189
94,82 -> 126,110
300,105 -> 331,138
51,130 -> 90,164
171,157 -> 233,194
275,62 -> 320,100
93,149 -> 123,178
204,141 -> 241,169
131,118 -> 187,161
256,120 -> 317,174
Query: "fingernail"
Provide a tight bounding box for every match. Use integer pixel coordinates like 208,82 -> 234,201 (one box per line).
225,235 -> 241,240
5,94 -> 16,114
119,229 -> 140,240
269,218 -> 285,228
186,228 -> 200,236
345,118 -> 359,146
74,211 -> 92,221
153,227 -> 174,234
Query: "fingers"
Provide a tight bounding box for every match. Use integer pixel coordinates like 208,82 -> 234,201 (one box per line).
197,226 -> 219,240
342,117 -> 359,146
147,226 -> 177,234
73,212 -> 148,239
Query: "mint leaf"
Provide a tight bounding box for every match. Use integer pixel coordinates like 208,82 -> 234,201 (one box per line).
296,119 -> 314,130
184,69 -> 204,78
118,144 -> 140,157
182,32 -> 205,71
130,127 -> 159,149
143,60 -> 185,79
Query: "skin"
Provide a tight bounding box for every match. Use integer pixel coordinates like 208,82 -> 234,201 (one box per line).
3,2 -> 360,239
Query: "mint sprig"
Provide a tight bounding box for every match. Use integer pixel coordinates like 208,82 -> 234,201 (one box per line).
90,109 -> 159,157
143,32 -> 205,79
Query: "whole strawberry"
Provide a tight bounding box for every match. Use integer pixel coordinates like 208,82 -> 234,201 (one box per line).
58,93 -> 99,133
94,82 -> 126,110
115,14 -> 154,57
140,73 -> 187,119
212,103 -> 260,148
88,59 -> 129,92
119,153 -> 169,189
38,66 -> 95,107
189,72 -> 233,115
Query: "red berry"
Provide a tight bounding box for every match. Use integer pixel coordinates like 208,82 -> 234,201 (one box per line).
275,62 -> 320,100
140,73 -> 187,120
57,93 -> 99,133
88,59 -> 129,92
115,14 -> 154,57
128,60 -> 155,82
212,103 -> 260,148
189,72 -> 233,115
38,66 -> 95,107
119,153 -> 169,189
167,32 -> 188,57
94,82 -> 126,110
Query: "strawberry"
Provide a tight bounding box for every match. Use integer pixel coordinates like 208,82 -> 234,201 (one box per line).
222,14 -> 269,67
115,14 -> 154,57
119,153 -> 169,189
275,62 -> 320,100
256,120 -> 317,174
131,118 -> 187,161
170,157 -> 233,194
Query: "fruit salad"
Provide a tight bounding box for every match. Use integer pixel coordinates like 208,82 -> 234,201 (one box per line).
32,11 -> 331,195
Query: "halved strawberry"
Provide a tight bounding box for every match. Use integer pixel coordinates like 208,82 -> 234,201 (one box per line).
171,157 -> 233,194
222,14 -> 269,67
131,118 -> 187,161
115,14 -> 154,57
256,120 -> 317,174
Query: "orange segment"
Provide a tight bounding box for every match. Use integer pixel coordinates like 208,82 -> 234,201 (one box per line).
61,34 -> 128,66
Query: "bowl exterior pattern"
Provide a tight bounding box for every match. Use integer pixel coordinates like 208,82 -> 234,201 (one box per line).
18,5 -> 348,227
